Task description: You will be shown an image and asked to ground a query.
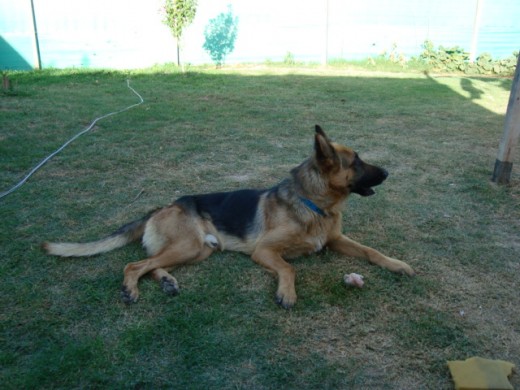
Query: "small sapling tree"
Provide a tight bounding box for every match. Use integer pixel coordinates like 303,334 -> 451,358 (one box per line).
162,0 -> 198,67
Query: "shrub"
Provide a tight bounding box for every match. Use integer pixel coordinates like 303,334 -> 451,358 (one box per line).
418,40 -> 518,76
283,52 -> 296,65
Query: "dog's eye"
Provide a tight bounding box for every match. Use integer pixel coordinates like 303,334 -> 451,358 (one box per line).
350,153 -> 361,168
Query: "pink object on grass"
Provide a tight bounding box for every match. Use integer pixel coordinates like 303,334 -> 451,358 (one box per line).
344,273 -> 364,288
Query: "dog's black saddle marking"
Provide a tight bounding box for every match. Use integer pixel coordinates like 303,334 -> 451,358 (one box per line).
176,189 -> 265,239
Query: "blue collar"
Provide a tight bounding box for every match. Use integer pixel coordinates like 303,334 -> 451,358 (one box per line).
300,197 -> 326,217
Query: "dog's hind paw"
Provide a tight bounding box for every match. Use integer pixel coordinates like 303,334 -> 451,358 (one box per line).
121,285 -> 139,304
160,276 -> 180,296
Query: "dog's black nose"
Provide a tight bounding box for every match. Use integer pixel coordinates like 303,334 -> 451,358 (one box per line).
381,169 -> 389,179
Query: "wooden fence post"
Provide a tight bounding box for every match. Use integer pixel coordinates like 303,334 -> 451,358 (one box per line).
491,54 -> 520,184
30,0 -> 42,69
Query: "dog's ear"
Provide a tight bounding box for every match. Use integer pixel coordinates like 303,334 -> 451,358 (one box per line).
315,124 -> 328,138
314,125 -> 339,171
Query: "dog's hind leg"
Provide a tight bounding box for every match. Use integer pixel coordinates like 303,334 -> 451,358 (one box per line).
148,234 -> 219,296
121,244 -> 213,304
327,235 -> 415,276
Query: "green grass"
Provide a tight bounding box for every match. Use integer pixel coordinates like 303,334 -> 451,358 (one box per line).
1,64 -> 519,389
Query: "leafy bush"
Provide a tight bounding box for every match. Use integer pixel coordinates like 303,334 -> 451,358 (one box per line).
379,43 -> 408,67
283,52 -> 296,65
418,40 -> 518,76
474,52 -> 519,75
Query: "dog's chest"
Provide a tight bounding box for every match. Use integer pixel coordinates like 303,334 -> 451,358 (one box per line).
283,220 -> 332,258
281,235 -> 327,259
307,235 -> 326,253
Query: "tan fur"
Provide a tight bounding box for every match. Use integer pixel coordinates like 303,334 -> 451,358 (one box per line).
44,234 -> 131,257
44,127 -> 415,308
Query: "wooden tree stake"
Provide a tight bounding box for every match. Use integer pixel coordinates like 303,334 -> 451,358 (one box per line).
492,54 -> 520,184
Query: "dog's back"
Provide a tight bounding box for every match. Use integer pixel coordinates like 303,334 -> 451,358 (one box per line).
175,189 -> 266,239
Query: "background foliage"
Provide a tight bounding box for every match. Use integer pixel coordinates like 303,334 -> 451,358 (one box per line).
418,40 -> 519,76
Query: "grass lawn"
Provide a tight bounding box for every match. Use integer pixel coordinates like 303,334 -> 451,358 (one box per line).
1,64 -> 519,389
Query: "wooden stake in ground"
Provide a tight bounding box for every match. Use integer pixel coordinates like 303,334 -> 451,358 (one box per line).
492,54 -> 520,184
2,73 -> 10,92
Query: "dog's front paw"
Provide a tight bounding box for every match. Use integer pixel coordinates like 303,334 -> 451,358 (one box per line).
121,285 -> 139,304
276,289 -> 297,310
390,259 -> 416,276
402,265 -> 416,277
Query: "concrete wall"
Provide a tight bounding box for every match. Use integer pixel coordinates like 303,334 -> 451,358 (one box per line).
1,0 -> 518,70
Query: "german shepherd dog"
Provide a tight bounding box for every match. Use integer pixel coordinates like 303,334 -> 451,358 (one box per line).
44,126 -> 415,308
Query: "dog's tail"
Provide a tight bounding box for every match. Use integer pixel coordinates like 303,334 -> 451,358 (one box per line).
43,214 -> 150,257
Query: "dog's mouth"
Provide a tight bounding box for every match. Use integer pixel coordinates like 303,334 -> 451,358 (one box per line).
351,167 -> 388,197
353,186 -> 376,197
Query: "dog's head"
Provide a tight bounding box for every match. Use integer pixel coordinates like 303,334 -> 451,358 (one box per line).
314,125 -> 388,197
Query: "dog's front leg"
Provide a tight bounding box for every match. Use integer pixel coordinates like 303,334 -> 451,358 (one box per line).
251,248 -> 296,309
328,235 -> 415,276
